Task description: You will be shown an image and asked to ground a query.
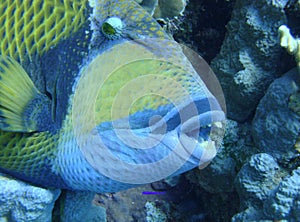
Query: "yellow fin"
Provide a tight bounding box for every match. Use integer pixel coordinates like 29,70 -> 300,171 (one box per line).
0,56 -> 40,132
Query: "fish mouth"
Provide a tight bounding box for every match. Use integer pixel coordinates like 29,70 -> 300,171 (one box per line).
102,94 -> 226,169
79,94 -> 226,185
177,111 -> 225,169
146,95 -> 226,170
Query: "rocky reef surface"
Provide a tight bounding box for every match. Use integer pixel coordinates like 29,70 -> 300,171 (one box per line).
0,173 -> 60,222
1,0 -> 300,221
181,0 -> 300,221
211,0 -> 288,121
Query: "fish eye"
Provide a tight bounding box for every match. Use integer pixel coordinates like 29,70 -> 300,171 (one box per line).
101,17 -> 124,39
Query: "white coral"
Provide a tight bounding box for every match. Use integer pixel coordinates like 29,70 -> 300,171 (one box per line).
278,25 -> 300,69
137,0 -> 187,20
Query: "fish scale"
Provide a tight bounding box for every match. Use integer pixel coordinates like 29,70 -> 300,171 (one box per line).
0,130 -> 68,188
0,0 -> 88,62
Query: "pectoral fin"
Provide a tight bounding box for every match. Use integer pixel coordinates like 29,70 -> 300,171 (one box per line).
0,56 -> 50,132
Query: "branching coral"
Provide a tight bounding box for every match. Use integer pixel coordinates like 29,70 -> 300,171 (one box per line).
279,25 -> 300,71
137,0 -> 187,20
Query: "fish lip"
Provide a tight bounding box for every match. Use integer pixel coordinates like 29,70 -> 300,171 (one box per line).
180,110 -> 225,135
177,110 -> 225,166
109,95 -> 226,153
149,94 -> 225,131
142,95 -> 226,168
162,93 -> 226,168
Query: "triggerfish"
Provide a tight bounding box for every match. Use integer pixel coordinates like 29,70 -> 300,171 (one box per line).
0,0 -> 226,193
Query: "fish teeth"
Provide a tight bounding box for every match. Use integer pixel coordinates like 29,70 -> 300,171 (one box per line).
202,122 -> 224,129
213,121 -> 223,128
201,124 -> 211,129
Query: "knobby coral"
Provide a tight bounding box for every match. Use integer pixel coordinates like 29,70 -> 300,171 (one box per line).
279,25 -> 300,71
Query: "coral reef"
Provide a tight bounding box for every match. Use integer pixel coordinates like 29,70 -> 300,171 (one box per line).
252,68 -> 300,161
93,185 -> 153,221
180,1 -> 300,219
264,167 -> 300,220
60,191 -> 106,222
187,148 -> 237,193
136,0 -> 187,20
135,0 -> 158,16
233,44 -> 300,221
235,153 -> 281,209
145,201 -> 170,222
173,0 -> 234,62
0,173 -> 60,222
285,0 -> 300,35
187,119 -> 258,194
232,153 -> 282,221
279,25 -> 300,70
230,64 -> 300,221
92,181 -> 194,221
233,165 -> 300,221
210,0 -> 288,121
153,0 -> 187,20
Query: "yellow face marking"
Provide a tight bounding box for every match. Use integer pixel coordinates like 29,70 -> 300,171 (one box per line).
72,39 -> 207,127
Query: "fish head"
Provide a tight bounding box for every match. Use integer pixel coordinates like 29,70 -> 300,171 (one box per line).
71,37 -> 226,185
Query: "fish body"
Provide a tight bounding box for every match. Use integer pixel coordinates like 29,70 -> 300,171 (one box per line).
0,0 -> 225,193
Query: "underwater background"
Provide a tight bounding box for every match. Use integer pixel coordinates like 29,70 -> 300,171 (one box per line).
0,0 -> 300,221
